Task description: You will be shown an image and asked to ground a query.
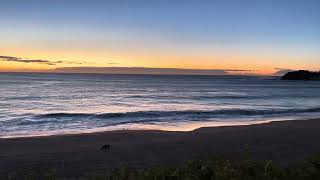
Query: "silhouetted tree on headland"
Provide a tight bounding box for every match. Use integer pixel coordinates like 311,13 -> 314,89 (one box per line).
282,70 -> 320,80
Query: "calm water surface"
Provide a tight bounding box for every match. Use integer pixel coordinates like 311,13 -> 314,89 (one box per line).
1,73 -> 320,138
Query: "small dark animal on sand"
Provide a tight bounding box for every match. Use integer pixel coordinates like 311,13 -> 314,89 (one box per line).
100,144 -> 111,150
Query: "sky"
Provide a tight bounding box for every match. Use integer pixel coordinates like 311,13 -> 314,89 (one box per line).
0,0 -> 319,75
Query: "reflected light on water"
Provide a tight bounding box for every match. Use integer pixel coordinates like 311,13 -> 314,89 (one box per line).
0,119 -> 291,139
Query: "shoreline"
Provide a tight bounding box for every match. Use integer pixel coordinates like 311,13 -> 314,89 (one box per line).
1,118 -> 320,178
0,117 -> 303,139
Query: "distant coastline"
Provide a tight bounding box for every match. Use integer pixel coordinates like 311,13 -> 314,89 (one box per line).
282,70 -> 320,80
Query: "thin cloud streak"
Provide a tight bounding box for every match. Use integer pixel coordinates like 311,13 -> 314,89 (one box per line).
0,55 -> 82,66
54,67 -> 254,75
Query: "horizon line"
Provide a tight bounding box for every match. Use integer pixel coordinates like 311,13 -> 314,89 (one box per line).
0,66 -> 283,76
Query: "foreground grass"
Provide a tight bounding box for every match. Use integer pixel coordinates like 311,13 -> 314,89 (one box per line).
4,154 -> 320,180
109,154 -> 320,180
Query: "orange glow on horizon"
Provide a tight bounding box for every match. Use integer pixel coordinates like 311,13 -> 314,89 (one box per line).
1,45 -> 318,75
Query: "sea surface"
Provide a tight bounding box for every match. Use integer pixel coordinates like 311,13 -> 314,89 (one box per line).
1,73 -> 320,138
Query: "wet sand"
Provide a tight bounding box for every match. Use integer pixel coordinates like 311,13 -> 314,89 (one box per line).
1,119 -> 320,178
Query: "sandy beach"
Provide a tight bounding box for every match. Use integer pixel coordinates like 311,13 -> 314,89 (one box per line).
1,119 -> 320,178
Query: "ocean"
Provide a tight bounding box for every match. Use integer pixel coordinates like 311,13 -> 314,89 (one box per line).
1,72 -> 320,138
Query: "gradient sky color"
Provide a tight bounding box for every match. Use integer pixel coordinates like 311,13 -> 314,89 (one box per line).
0,0 -> 319,74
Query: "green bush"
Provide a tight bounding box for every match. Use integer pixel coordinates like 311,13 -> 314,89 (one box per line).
108,154 -> 320,180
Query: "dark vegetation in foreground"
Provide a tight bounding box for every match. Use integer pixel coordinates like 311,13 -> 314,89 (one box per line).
4,153 -> 320,180
109,155 -> 320,180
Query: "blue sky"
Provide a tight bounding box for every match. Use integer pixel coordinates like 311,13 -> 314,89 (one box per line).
0,0 -> 319,73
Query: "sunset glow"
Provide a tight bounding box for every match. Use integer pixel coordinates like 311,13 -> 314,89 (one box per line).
0,0 -> 319,75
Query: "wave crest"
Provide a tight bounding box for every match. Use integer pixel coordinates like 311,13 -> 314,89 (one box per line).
36,107 -> 320,119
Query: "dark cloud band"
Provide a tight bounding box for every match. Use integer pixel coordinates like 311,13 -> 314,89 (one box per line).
0,56 -> 55,65
0,55 -> 82,66
54,67 -> 254,75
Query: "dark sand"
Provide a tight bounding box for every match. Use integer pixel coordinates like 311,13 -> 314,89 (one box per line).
1,119 -> 320,178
